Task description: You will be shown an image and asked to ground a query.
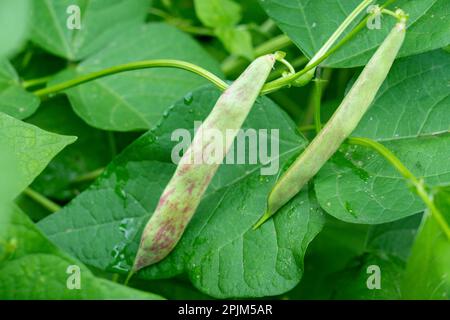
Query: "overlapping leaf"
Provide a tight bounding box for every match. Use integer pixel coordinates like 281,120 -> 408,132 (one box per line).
26,97 -> 113,200
323,214 -> 421,299
0,203 -> 162,299
30,0 -> 151,60
315,50 -> 450,224
402,187 -> 450,299
52,23 -> 223,131
38,86 -> 325,298
0,112 -> 76,199
259,0 -> 450,67
0,60 -> 40,119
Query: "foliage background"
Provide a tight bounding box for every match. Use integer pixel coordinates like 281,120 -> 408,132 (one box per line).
0,0 -> 449,300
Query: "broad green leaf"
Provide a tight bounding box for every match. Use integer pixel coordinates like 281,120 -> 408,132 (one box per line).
0,60 -> 40,119
402,187 -> 450,299
194,0 -> 241,28
366,214 -> 422,261
283,217 -> 369,299
0,112 -> 76,199
0,0 -> 30,58
216,26 -> 254,60
319,214 -> 422,300
38,86 -> 325,298
0,203 -> 162,299
26,96 -> 113,201
315,51 -> 450,224
30,0 -> 151,61
259,0 -> 450,67
330,253 -> 404,299
53,23 -> 223,131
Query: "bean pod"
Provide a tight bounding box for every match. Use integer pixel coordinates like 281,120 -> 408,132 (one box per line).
133,54 -> 278,271
255,20 -> 407,228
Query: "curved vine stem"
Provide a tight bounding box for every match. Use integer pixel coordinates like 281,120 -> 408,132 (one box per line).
33,60 -> 229,98
23,188 -> 61,213
348,137 -> 450,240
31,0 -> 397,99
261,0 -> 397,94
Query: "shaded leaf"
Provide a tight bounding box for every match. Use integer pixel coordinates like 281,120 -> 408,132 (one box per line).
402,187 -> 450,299
26,96 -> 113,200
30,0 -> 151,60
330,253 -> 404,299
0,60 -> 40,119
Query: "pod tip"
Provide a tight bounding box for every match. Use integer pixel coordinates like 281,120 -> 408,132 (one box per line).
253,211 -> 272,230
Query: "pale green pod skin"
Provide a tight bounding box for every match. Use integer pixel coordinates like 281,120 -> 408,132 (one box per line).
133,54 -> 276,271
255,22 -> 406,228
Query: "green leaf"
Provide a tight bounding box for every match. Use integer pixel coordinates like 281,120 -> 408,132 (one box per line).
366,214 -> 422,262
0,60 -> 40,119
53,23 -> 223,131
402,187 -> 450,299
0,0 -> 30,58
38,86 -> 325,298
319,214 -> 422,300
194,0 -> 242,28
315,51 -> 450,224
26,96 -> 113,201
216,26 -> 254,60
0,203 -> 162,299
330,253 -> 404,299
284,217 -> 369,299
0,112 -> 76,199
259,0 -> 450,67
194,0 -> 254,59
30,0 -> 151,61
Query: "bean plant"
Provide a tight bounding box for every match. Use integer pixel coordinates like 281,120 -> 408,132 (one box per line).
0,0 -> 449,300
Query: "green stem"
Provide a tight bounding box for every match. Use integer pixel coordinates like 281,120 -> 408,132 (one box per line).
309,0 -> 373,67
313,79 -> 323,134
107,131 -> 117,158
268,56 -> 308,81
348,137 -> 450,240
22,76 -> 52,89
221,34 -> 292,76
33,60 -> 229,98
111,274 -> 120,283
298,124 -> 317,132
72,168 -> 105,184
175,24 -> 214,37
23,188 -> 61,213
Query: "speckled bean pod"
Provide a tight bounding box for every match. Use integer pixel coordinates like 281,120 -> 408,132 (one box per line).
133,54 -> 277,271
255,21 -> 406,228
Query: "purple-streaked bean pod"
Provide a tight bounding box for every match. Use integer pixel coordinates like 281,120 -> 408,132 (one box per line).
255,19 -> 407,228
132,53 -> 279,271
